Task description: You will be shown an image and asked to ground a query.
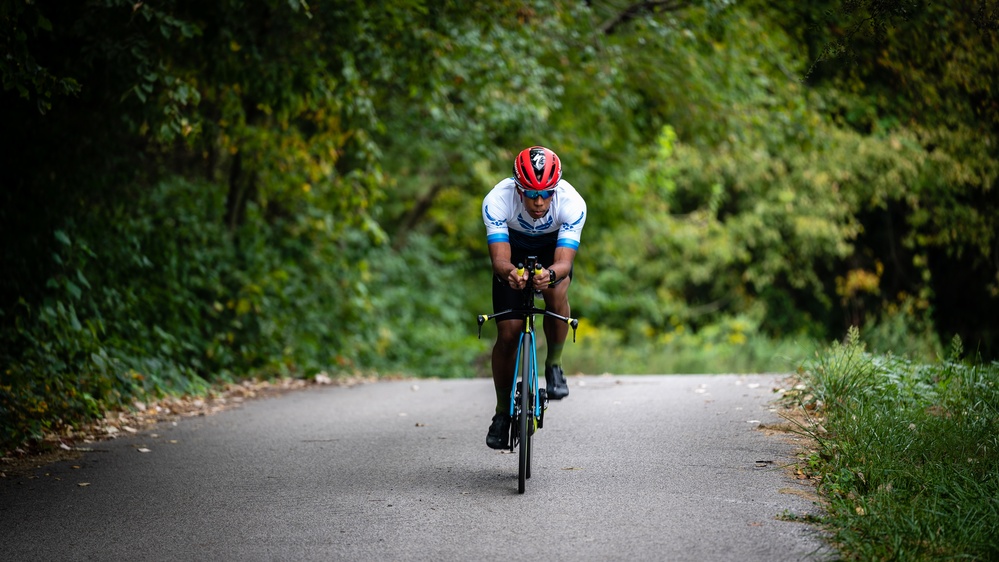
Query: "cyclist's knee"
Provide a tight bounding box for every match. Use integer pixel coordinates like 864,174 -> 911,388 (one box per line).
496,320 -> 522,343
542,288 -> 570,313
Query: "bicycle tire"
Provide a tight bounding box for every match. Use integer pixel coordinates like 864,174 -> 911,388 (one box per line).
518,333 -> 532,494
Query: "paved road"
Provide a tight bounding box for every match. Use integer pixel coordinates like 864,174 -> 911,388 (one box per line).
1,374 -> 829,561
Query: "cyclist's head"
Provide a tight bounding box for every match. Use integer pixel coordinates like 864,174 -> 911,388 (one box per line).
513,146 -> 562,194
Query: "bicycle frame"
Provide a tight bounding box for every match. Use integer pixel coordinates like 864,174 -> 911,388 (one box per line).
511,321 -> 540,424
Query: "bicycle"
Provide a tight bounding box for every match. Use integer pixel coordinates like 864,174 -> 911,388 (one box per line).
477,256 -> 579,493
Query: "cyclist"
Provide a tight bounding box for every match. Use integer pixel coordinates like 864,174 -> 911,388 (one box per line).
482,146 -> 587,450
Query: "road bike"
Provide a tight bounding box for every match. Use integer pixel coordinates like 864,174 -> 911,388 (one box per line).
477,256 -> 578,493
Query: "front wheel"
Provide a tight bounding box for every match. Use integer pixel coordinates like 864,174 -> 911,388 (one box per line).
518,336 -> 533,494
518,375 -> 531,493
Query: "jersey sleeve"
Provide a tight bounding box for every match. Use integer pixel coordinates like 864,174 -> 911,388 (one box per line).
556,197 -> 586,250
482,188 -> 510,245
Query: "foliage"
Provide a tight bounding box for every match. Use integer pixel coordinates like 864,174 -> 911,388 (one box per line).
563,316 -> 819,375
0,0 -> 82,113
573,8 -> 926,345
1,178 -> 482,448
780,0 -> 999,355
791,329 -> 999,560
2,0 -> 999,451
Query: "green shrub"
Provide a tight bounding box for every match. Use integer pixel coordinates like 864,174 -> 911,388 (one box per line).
794,329 -> 999,560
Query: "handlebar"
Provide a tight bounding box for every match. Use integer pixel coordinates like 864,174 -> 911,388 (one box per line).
516,256 -> 543,279
477,256 -> 579,342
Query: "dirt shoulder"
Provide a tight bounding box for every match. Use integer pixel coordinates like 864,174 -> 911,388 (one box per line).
1,374 -> 374,478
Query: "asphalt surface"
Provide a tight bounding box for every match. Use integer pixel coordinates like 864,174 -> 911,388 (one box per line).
1,374 -> 830,561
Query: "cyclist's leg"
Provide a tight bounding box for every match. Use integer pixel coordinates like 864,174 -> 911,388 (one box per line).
487,272 -> 525,449
536,243 -> 572,366
541,276 -> 571,355
492,318 -> 523,413
487,319 -> 521,450
491,268 -> 527,413
541,276 -> 572,399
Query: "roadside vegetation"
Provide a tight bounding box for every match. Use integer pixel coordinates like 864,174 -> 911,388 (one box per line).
786,328 -> 999,560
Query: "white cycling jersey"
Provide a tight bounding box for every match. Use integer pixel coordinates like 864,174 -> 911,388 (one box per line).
482,178 -> 587,251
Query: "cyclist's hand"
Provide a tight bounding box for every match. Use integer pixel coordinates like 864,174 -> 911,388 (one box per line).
507,266 -> 527,290
532,267 -> 551,290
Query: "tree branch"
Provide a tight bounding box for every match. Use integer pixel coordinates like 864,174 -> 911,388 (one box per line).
599,0 -> 690,35
392,182 -> 445,250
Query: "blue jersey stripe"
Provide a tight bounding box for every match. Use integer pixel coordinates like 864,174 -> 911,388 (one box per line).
487,233 -> 509,244
556,238 -> 580,250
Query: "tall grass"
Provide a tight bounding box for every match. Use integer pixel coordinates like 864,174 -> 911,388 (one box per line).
791,328 -> 999,560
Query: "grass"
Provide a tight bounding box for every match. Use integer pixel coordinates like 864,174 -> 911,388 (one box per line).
785,328 -> 999,561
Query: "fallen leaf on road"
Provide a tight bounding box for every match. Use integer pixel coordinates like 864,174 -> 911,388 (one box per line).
415,423 -> 427,427
562,467 -> 583,470
78,482 -> 91,487
137,448 -> 151,453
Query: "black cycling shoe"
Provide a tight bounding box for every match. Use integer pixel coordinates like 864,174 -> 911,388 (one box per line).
545,364 -> 569,400
486,413 -> 511,449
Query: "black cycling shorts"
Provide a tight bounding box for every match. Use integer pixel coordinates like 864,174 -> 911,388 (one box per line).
492,243 -> 573,320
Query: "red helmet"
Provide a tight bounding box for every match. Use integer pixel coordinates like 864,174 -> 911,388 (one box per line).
513,146 -> 562,191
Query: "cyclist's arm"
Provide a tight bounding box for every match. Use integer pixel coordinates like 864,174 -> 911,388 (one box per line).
543,188 -> 585,287
489,242 -> 527,289
550,246 -> 576,283
534,246 -> 575,288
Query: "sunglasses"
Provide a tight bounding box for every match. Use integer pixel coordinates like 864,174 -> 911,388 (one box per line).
518,187 -> 555,200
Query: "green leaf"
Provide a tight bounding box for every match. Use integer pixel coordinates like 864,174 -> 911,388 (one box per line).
76,269 -> 91,289
65,280 -> 82,300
